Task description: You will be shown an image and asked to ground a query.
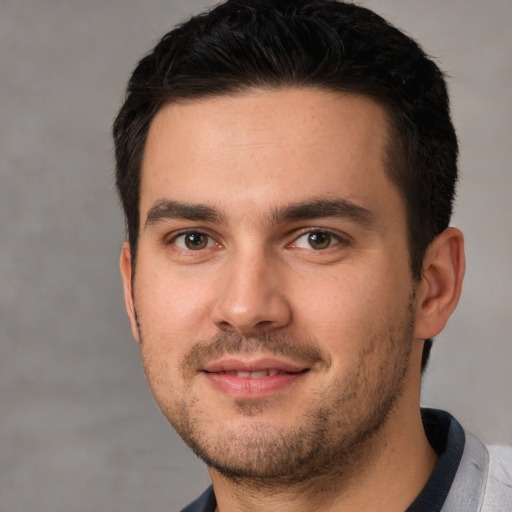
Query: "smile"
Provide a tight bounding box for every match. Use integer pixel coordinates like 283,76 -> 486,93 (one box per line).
212,369 -> 288,378
201,358 -> 310,397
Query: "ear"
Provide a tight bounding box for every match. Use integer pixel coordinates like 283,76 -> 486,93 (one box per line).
120,242 -> 141,343
414,227 -> 465,340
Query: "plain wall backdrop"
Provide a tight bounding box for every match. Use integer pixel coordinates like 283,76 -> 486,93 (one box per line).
1,1 -> 511,511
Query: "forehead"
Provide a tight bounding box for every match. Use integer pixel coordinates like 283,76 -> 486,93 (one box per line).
140,88 -> 401,222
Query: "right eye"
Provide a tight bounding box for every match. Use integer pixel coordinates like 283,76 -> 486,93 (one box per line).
172,232 -> 215,250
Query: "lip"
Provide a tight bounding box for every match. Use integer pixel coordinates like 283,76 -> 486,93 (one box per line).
201,357 -> 310,398
203,357 -> 307,374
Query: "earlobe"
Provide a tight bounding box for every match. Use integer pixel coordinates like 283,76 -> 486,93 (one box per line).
414,228 -> 465,340
120,242 -> 141,343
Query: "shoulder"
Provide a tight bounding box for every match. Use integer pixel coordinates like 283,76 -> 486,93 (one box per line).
481,444 -> 512,511
487,444 -> 512,474
441,431 -> 512,511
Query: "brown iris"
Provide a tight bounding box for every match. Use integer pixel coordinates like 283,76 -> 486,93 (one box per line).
308,232 -> 331,250
184,233 -> 209,250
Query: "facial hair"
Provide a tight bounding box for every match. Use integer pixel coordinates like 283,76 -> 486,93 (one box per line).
136,296 -> 416,488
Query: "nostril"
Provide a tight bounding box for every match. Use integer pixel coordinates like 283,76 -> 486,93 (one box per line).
218,321 -> 233,332
256,320 -> 273,328
211,288 -> 292,335
217,319 -> 272,332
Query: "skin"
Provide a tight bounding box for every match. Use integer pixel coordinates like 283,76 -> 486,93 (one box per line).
121,88 -> 465,511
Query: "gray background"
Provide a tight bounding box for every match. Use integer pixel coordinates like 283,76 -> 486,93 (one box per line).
1,1 -> 511,511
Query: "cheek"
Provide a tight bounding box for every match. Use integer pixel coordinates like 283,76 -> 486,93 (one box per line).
291,264 -> 411,352
132,274 -> 208,394
135,262 -> 216,340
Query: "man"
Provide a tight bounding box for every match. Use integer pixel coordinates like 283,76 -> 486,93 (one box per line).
113,1 -> 512,510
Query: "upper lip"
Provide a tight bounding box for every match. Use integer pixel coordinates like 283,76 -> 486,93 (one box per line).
201,356 -> 308,374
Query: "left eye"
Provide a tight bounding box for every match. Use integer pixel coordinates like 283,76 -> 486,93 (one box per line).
292,231 -> 340,250
173,232 -> 214,250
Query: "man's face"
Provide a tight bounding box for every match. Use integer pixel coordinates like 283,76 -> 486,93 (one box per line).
122,89 -> 422,483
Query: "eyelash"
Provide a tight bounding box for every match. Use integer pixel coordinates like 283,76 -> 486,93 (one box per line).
168,230 -> 220,251
167,228 -> 349,252
288,229 -> 348,250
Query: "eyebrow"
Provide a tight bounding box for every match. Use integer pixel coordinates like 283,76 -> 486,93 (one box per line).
144,197 -> 376,230
272,198 -> 376,229
145,199 -> 226,227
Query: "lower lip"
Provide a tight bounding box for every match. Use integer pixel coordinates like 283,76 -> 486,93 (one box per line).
203,371 -> 307,398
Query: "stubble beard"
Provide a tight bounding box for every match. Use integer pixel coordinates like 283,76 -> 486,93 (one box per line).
137,299 -> 415,489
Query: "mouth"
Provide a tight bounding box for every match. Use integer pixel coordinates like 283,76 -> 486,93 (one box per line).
212,369 -> 293,378
200,357 -> 310,397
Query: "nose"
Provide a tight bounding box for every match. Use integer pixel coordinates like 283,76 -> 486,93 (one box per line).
211,248 -> 292,336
